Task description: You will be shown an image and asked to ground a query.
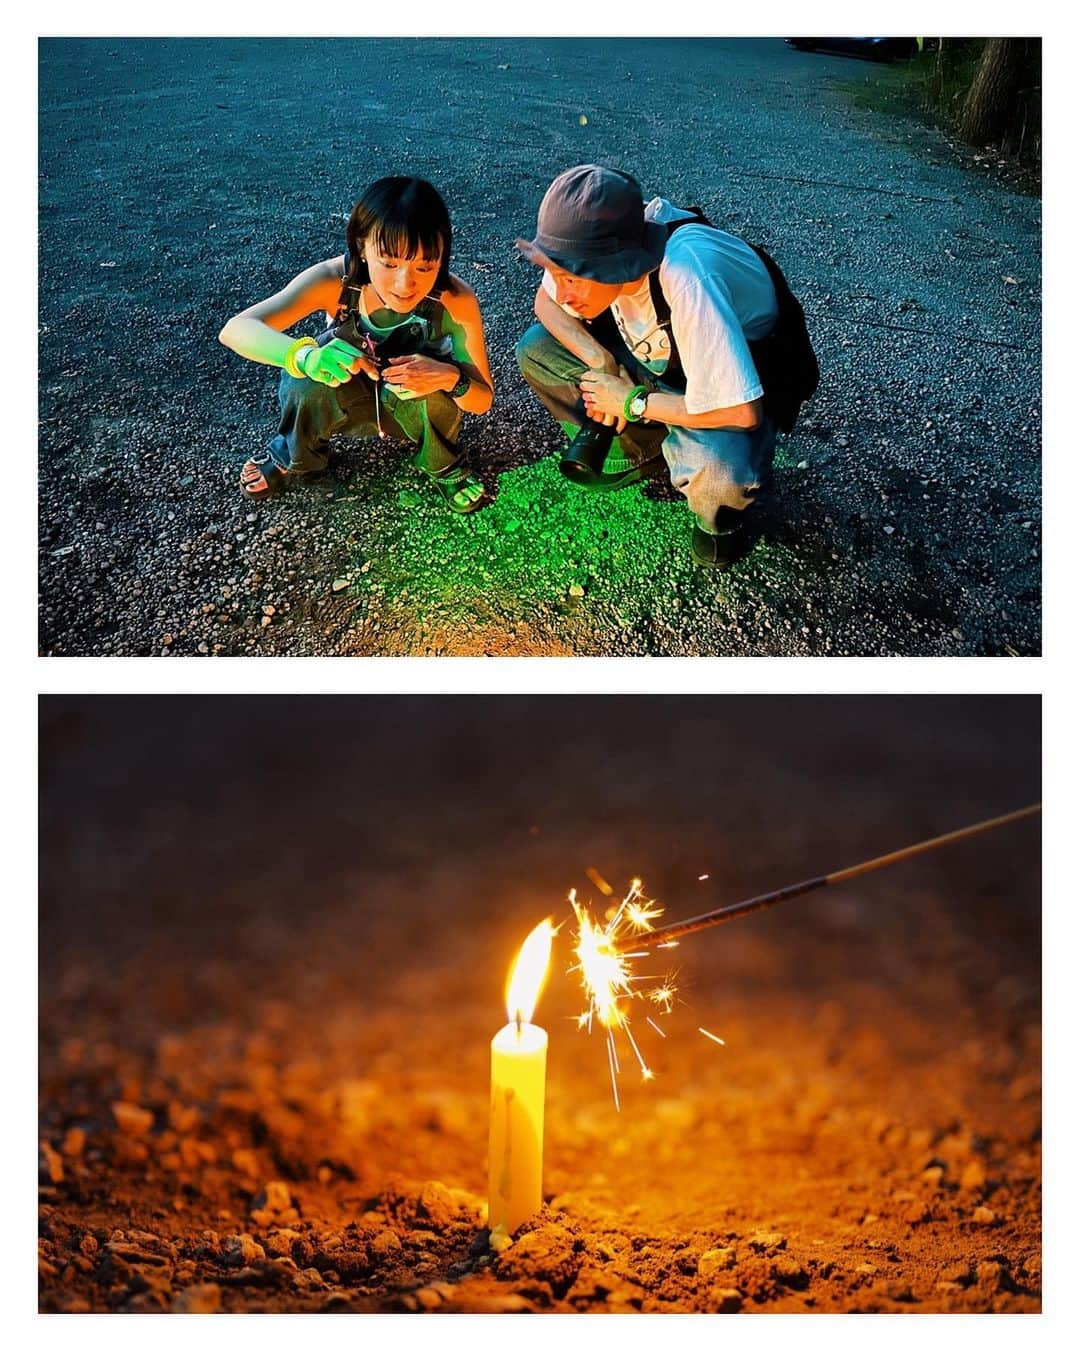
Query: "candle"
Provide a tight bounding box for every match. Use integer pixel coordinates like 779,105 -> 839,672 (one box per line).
488,919 -> 554,1247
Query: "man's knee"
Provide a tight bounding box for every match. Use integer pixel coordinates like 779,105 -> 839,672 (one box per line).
515,323 -> 585,384
514,322 -> 554,375
672,452 -> 759,523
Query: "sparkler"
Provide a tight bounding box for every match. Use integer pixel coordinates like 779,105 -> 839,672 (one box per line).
623,803 -> 1041,952
569,804 -> 1039,1106
568,879 -> 677,1108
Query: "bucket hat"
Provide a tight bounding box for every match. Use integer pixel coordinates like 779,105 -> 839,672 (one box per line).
516,165 -> 666,283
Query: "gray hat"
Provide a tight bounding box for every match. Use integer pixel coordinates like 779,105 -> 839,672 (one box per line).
516,165 -> 666,284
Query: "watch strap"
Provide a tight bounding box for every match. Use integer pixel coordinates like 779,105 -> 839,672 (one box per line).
623,384 -> 650,423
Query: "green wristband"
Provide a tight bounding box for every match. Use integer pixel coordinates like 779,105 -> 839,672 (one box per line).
283,336 -> 318,379
623,384 -> 650,423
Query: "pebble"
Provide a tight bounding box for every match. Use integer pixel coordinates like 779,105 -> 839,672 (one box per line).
697,1246 -> 736,1277
707,1287 -> 743,1313
772,1255 -> 810,1289
222,1233 -> 266,1267
40,1140 -> 64,1184
111,1102 -> 154,1137
370,1228 -> 402,1257
976,1259 -> 1009,1291
960,1159 -> 987,1189
747,1231 -> 786,1253
972,1206 -> 997,1225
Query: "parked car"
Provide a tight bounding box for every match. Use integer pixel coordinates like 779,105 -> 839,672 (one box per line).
786,37 -> 920,61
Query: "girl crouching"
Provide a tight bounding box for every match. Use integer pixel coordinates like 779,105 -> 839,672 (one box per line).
219,176 -> 493,512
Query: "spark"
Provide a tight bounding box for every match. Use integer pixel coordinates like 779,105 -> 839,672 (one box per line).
569,878 -> 680,1104
585,867 -> 614,897
698,1027 -> 726,1047
698,874 -> 710,881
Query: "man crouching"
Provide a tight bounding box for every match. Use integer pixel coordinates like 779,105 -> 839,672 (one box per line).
515,164 -> 816,569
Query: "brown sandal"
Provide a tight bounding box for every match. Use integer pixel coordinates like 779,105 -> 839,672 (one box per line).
239,453 -> 288,500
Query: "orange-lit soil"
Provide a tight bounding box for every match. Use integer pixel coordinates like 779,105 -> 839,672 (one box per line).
38,698 -> 1041,1312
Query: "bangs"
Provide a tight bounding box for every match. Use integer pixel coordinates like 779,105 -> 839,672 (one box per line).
371,215 -> 445,262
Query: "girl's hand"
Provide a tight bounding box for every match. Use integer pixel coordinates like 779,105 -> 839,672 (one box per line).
383,355 -> 458,397
300,339 -> 378,386
580,367 -> 633,428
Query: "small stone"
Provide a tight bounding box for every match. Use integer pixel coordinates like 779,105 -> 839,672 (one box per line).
960,1159 -> 987,1189
370,1229 -> 402,1257
568,583 -> 585,598
883,524 -> 895,535
417,1180 -> 458,1229
331,578 -> 350,592
697,1246 -> 736,1277
62,1127 -> 86,1158
415,1287 -> 443,1309
876,1279 -> 914,1302
920,1165 -> 945,1188
231,1148 -> 259,1179
171,1282 -> 222,1313
855,1262 -> 878,1275
772,1255 -> 809,1289
222,1233 -> 266,1267
39,1140 -> 64,1184
972,1206 -> 996,1225
976,1259 -> 1009,1291
940,1261 -> 972,1286
707,1287 -> 743,1313
747,1231 -> 786,1254
111,1102 -> 154,1137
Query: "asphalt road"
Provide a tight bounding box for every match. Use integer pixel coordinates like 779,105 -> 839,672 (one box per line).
38,38 -> 1042,655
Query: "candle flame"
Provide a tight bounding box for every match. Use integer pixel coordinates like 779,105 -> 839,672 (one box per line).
505,918 -> 555,1025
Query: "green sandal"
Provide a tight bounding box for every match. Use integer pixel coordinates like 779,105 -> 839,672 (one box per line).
431,473 -> 487,515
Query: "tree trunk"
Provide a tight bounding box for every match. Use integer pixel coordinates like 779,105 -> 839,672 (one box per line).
958,38 -> 1029,146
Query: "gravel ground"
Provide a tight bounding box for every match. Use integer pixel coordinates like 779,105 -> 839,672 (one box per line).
38,38 -> 1042,656
39,697 -> 1041,1312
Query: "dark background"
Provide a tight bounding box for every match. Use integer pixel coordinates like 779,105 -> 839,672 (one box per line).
40,694 -> 1040,1020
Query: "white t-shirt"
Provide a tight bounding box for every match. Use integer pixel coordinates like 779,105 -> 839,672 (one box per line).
541,197 -> 778,414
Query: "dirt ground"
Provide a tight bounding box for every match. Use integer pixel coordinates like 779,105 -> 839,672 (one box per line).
38,697 -> 1041,1313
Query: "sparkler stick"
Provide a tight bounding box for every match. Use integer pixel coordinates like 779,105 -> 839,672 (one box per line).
623,803 -> 1041,952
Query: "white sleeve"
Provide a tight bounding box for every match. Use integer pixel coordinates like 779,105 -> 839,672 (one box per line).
663,258 -> 764,414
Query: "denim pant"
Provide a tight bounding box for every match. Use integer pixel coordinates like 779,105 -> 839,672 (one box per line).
515,322 -> 777,531
266,369 -> 466,482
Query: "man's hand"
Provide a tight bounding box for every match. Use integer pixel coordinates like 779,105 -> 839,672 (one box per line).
580,366 -> 633,431
383,355 -> 458,397
299,338 -> 378,386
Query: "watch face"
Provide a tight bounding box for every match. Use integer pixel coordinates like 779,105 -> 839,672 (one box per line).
630,394 -> 648,417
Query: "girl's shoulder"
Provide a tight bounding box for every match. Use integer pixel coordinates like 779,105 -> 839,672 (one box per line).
439,273 -> 483,321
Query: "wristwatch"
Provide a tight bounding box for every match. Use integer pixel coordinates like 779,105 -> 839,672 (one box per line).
448,366 -> 471,399
624,385 -> 651,423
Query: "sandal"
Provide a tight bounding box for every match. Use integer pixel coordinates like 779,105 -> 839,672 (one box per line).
239,451 -> 289,500
431,472 -> 486,515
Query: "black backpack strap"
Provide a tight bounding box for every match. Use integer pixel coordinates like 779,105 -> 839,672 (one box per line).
335,246 -> 363,322
639,213 -> 711,391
